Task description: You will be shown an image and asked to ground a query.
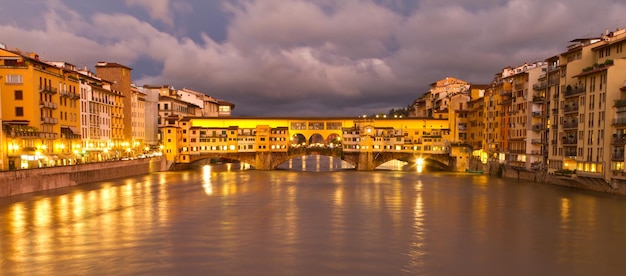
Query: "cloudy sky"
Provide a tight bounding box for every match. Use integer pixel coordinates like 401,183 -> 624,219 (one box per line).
1,0 -> 625,116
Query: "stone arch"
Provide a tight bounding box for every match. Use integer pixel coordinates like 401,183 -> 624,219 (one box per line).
308,133 -> 325,147
290,133 -> 306,147
326,133 -> 341,147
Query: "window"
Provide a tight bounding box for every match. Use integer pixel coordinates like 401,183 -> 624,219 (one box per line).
219,106 -> 230,113
308,122 -> 324,130
5,74 -> 23,84
15,107 -> 23,116
291,122 -> 306,130
326,122 -> 342,130
14,90 -> 23,100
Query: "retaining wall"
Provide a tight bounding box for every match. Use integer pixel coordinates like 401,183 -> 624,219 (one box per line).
0,157 -> 167,197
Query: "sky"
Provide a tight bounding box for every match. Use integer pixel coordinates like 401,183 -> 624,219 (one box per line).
1,0 -> 626,116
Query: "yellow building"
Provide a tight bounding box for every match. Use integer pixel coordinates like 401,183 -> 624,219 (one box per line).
0,48 -> 81,169
167,117 -> 462,170
467,84 -> 488,161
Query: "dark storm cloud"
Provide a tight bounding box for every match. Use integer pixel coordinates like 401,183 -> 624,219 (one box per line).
1,0 -> 626,116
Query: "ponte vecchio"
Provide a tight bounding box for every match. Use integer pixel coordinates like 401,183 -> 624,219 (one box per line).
162,117 -> 470,171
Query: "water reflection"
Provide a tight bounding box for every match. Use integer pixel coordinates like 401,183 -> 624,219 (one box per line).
277,155 -> 355,171
3,170 -> 626,275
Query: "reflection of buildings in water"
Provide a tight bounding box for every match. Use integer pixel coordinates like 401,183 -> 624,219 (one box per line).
278,155 -> 355,172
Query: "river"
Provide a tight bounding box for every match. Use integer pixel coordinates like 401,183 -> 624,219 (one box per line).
1,158 -> 626,275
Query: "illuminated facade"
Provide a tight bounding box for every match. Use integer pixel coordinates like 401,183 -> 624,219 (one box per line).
546,28 -> 626,185
166,117 -> 460,170
0,48 -> 81,169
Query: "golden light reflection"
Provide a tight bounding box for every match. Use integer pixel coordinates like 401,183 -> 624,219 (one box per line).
316,155 -> 321,172
203,165 -> 214,195
33,198 -> 51,228
10,203 -> 26,232
560,198 -> 570,225
58,195 -> 69,223
301,155 -> 306,170
409,180 -> 426,268
416,157 -> 424,173
557,197 -> 572,262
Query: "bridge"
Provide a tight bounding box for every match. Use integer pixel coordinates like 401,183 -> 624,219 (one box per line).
161,117 -> 469,171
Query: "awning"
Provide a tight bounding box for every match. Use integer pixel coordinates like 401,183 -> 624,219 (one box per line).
3,120 -> 30,125
61,126 -> 81,139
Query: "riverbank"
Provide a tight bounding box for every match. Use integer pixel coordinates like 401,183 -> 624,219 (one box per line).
0,157 -> 166,197
470,158 -> 626,195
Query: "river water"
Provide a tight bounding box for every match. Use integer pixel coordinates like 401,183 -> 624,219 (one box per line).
2,158 -> 626,275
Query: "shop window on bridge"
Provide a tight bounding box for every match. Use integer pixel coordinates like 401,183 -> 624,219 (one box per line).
291,122 -> 306,130
327,122 -> 342,130
309,122 -> 324,130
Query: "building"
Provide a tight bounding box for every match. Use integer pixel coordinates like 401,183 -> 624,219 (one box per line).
95,62 -> 133,142
75,68 -> 120,161
136,85 -> 159,146
545,28 -> 626,185
0,48 -> 81,169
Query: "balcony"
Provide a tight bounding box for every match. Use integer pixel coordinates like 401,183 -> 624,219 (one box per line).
562,138 -> 578,145
612,136 -> 626,145
615,99 -> 626,108
547,65 -> 560,72
532,111 -> 543,117
613,118 -> 626,126
563,86 -> 585,98
531,139 -> 546,145
612,152 -> 624,161
532,96 -> 546,103
562,121 -> 578,129
514,83 -> 526,90
530,150 -> 542,155
60,90 -> 80,99
533,81 -> 548,90
532,124 -> 544,132
564,150 -> 577,158
39,86 -> 58,95
40,101 -> 58,109
563,105 -> 579,114
10,130 -> 40,138
40,117 -> 59,125
38,132 -> 59,139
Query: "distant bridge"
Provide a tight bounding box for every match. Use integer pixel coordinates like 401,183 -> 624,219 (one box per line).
163,117 -> 465,171
176,147 -> 453,171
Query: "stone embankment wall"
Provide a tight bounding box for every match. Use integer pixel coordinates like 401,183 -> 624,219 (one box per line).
467,158 -> 626,195
0,157 -> 167,197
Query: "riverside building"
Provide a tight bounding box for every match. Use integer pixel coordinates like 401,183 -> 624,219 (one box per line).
0,48 -> 81,169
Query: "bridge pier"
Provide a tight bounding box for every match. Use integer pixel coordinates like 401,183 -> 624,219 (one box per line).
356,152 -> 375,171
